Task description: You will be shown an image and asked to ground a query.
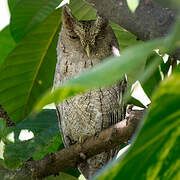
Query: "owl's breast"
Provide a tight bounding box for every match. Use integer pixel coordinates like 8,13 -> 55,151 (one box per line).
56,85 -> 122,146
54,37 -> 125,146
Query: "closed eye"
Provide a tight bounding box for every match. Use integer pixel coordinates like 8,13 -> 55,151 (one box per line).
69,35 -> 79,39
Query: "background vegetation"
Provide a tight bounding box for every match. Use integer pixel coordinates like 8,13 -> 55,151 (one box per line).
0,0 -> 179,179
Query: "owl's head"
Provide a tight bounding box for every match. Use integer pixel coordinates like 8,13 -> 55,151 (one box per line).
62,6 -> 109,58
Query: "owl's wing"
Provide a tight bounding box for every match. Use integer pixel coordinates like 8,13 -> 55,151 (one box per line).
109,109 -> 122,126
108,78 -> 127,126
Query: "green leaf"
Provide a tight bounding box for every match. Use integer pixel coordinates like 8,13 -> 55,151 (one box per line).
8,0 -> 21,13
10,0 -> 64,42
174,63 -> 180,73
124,55 -> 161,107
126,0 -> 140,13
111,22 -> 141,50
32,134 -> 62,160
58,16 -> 142,88
94,71 -> 180,180
69,0 -> 96,20
0,119 -> 6,134
0,159 -> 6,168
64,169 -> 81,179
9,0 -> 95,42
141,53 -> 162,98
0,8 -> 62,123
127,97 -> 146,108
0,118 -> 6,141
35,39 -> 165,111
3,109 -> 61,169
160,56 -> 171,77
165,15 -> 180,53
0,26 -> 16,67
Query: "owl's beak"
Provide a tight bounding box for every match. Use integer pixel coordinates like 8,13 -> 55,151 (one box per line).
85,44 -> 90,58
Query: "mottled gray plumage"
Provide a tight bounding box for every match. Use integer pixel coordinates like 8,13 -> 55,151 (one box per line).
54,6 -> 126,179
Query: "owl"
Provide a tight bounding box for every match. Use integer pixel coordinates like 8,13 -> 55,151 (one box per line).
54,6 -> 126,179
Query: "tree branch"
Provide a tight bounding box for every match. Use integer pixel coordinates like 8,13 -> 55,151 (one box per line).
85,0 -> 176,40
84,0 -> 180,58
0,109 -> 145,179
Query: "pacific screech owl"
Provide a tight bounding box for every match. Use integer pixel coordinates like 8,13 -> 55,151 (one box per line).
54,6 -> 126,179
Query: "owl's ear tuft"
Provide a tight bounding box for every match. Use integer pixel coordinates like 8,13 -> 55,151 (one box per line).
92,16 -> 108,36
95,16 -> 108,31
62,6 -> 78,32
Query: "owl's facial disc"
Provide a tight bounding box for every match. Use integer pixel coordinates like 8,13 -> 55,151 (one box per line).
73,21 -> 102,57
82,40 -> 96,58
78,36 -> 96,58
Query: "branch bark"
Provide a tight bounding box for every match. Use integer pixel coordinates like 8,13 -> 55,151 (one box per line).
0,109 -> 144,179
85,0 -> 176,40
84,0 -> 180,58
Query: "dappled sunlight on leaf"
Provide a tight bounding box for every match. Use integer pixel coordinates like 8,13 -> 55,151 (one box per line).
18,129 -> 34,141
3,109 -> 61,169
131,81 -> 151,107
6,132 -> 14,143
0,8 -> 62,123
0,140 -> 5,159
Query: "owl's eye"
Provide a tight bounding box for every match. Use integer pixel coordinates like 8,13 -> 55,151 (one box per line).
69,35 -> 78,39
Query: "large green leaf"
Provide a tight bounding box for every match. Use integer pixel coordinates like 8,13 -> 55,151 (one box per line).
0,1 -> 97,123
32,133 -> 62,160
0,26 -> 16,67
35,39 -> 165,111
0,118 -> 6,141
111,22 -> 141,50
0,8 -> 62,123
165,15 -> 180,53
141,53 -> 162,99
8,0 -> 21,13
94,70 -> 180,180
160,56 -> 171,77
64,169 -> 81,179
10,0 -> 64,42
9,0 -> 96,42
124,55 -> 161,108
111,23 -> 145,87
127,97 -> 146,108
70,0 -> 96,20
3,109 -> 61,169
